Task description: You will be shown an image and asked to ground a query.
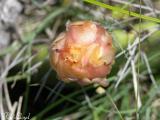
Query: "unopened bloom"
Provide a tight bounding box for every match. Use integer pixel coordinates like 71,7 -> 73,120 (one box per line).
50,21 -> 115,87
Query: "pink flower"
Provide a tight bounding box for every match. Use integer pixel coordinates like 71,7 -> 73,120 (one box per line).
50,21 -> 115,87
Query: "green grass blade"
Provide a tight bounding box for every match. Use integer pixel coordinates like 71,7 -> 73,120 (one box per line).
83,0 -> 160,23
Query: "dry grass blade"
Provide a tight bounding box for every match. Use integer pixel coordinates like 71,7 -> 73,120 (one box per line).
115,30 -> 157,59
27,62 -> 42,73
4,81 -> 12,112
128,44 -> 142,110
1,46 -> 28,79
16,96 -> 23,120
8,102 -> 17,120
115,36 -> 138,88
141,52 -> 158,88
0,82 -> 5,120
112,0 -> 160,13
115,28 -> 157,88
142,0 -> 157,16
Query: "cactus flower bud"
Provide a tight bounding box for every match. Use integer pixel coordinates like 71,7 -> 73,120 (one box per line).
50,21 -> 115,87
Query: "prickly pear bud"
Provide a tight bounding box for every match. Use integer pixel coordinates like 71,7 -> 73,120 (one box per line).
50,21 -> 115,87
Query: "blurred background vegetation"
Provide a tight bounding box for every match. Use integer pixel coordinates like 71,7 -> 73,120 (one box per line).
0,0 -> 160,120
